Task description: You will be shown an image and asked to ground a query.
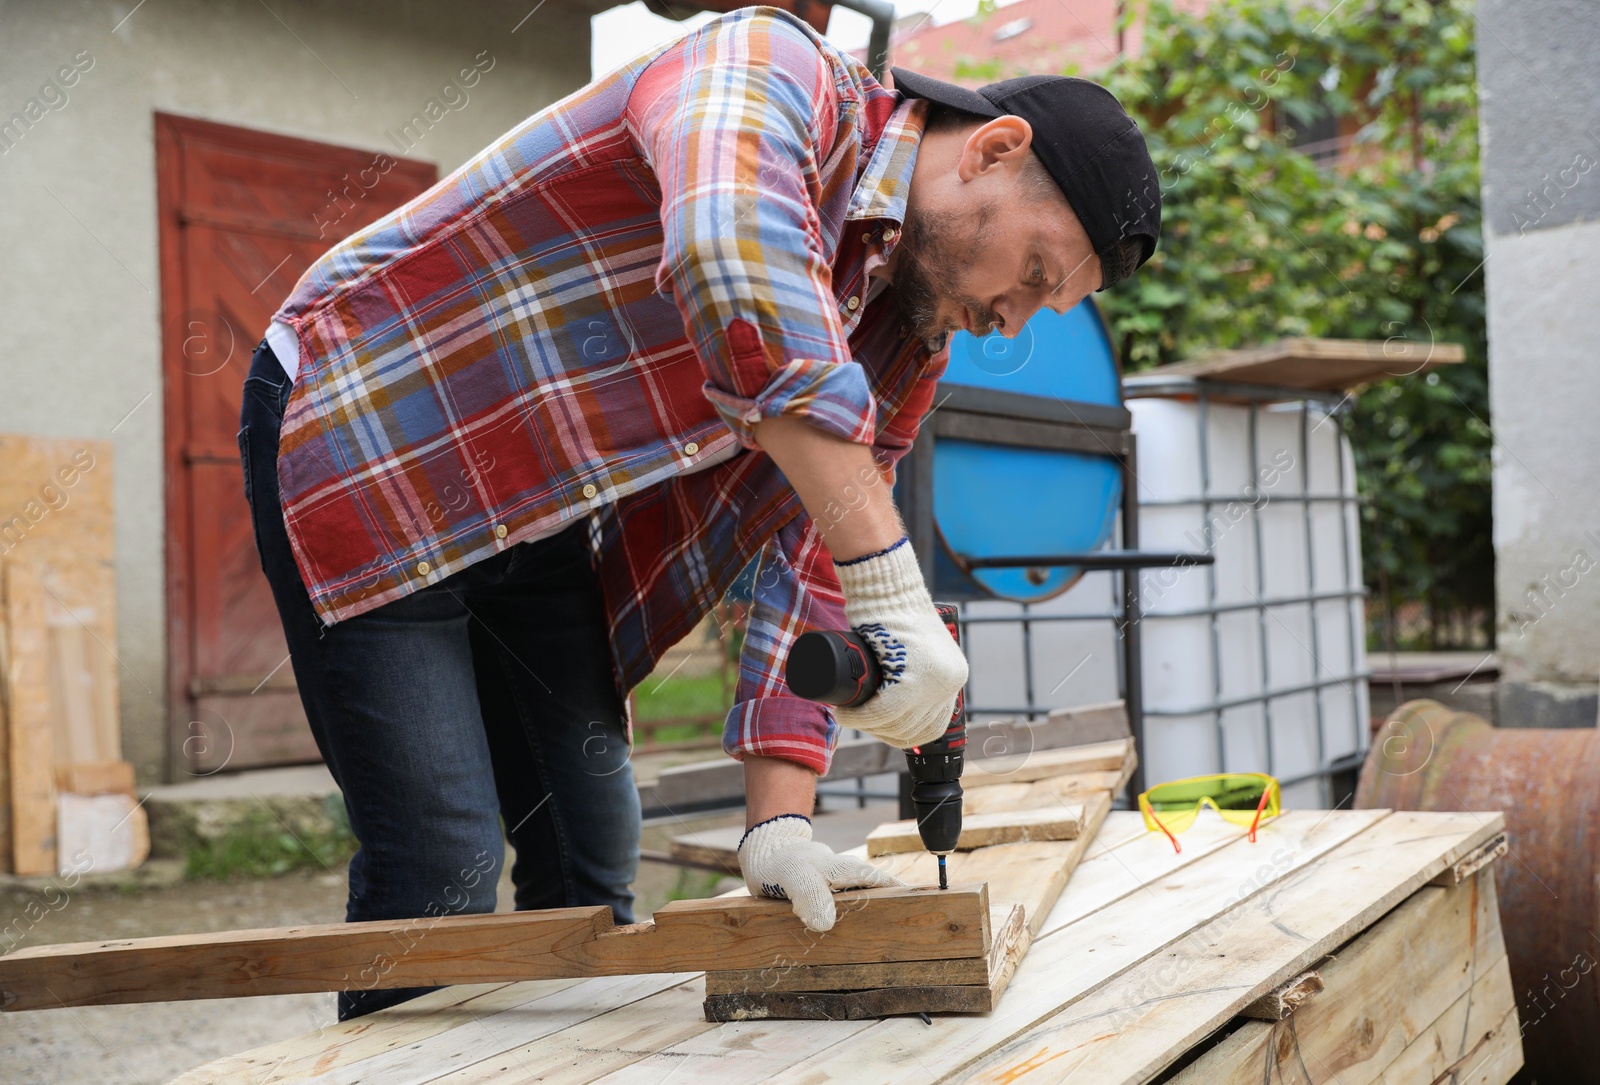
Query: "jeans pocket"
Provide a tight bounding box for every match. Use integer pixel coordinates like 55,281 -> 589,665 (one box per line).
242,372 -> 290,425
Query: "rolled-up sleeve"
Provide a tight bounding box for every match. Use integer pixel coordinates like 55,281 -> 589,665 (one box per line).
723,512 -> 845,775
625,9 -> 877,450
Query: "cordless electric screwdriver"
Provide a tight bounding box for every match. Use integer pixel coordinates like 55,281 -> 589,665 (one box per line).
782,603 -> 966,889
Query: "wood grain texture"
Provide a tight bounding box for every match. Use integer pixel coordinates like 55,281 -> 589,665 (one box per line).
667,825 -> 743,873
963,739 -> 1133,788
703,905 -> 1028,1020
0,884 -> 989,1011
47,621 -> 117,768
648,703 -> 1129,810
958,812 -> 1507,1085
53,759 -> 135,796
1369,956 -> 1520,1085
693,746 -> 1132,1022
171,810 -> 1510,1085
1171,866 -> 1509,1084
4,560 -> 57,876
960,770 -> 1128,814
865,805 -> 1083,857
1151,336 -> 1465,392
869,792 -> 1112,937
779,810 -> 1391,1085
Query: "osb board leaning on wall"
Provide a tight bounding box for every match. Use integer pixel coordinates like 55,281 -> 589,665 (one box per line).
0,437 -> 119,875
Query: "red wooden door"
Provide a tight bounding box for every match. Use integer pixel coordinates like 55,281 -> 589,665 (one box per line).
156,115 -> 435,776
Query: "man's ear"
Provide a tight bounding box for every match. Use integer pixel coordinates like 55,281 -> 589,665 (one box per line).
957,115 -> 1035,182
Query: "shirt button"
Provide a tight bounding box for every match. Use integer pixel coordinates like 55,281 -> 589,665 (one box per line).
416,561 -> 431,576
883,228 -> 897,242
582,483 -> 598,499
684,441 -> 700,456
862,231 -> 872,243
494,524 -> 508,539
846,296 -> 860,311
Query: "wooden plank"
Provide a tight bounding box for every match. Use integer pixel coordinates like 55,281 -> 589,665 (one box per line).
867,791 -> 1111,936
693,763 -> 1123,1022
0,883 -> 989,1011
425,978 -> 718,1085
648,703 -> 1129,809
165,980 -> 582,1085
1237,969 -> 1323,1021
709,812 -> 1148,1001
166,810 -> 1288,1083
764,810 -> 1391,1085
1170,866 -> 1507,1083
703,904 -> 1028,1020
1150,336 -> 1465,392
1370,957 -> 1521,1085
539,812 -> 1383,1085
960,770 -> 1127,815
668,825 -> 743,872
865,805 -> 1083,857
957,811 -> 1506,1085
0,437 -> 117,875
4,560 -> 57,876
54,759 -> 135,795
171,974 -> 700,1085
1431,831 -> 1508,886
1031,812 -> 1267,942
963,740 -> 1133,788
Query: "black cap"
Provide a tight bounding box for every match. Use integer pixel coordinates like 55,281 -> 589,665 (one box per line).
891,67 -> 1161,290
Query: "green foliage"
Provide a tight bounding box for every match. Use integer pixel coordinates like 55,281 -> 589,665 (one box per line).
665,868 -> 729,903
1098,0 -> 1490,646
631,672 -> 730,722
183,802 -> 356,881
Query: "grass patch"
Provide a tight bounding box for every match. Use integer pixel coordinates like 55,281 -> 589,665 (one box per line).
184,802 -> 357,881
666,867 -> 731,902
632,673 -> 729,722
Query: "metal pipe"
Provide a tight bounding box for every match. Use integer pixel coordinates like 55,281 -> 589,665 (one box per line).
827,0 -> 896,79
959,551 -> 1213,570
1357,700 -> 1600,1081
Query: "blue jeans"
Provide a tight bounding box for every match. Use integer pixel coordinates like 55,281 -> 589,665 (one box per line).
238,340 -> 639,1020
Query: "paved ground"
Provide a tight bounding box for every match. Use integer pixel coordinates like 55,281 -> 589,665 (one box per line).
1,868 -> 349,1085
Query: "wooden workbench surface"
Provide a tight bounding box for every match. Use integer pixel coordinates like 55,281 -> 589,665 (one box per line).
171,808 -> 1515,1084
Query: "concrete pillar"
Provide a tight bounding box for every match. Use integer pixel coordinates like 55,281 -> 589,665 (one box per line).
1480,0 -> 1600,728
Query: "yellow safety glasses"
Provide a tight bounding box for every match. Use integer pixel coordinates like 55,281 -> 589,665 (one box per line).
1138,773 -> 1281,853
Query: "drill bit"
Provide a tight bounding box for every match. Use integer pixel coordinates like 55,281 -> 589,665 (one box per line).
937,854 -> 948,890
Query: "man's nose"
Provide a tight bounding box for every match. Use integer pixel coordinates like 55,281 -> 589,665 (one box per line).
990,297 -> 1037,338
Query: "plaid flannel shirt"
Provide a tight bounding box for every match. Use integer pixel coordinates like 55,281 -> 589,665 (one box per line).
269,6 -> 941,775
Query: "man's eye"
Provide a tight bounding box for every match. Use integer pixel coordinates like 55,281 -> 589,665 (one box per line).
1031,262 -> 1046,285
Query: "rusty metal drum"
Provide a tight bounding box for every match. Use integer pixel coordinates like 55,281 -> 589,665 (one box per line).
1357,698 -> 1600,1080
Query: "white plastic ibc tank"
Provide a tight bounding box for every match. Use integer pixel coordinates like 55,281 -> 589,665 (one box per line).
1127,386 -> 1369,808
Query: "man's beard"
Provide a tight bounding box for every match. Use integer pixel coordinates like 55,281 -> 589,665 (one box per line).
889,201 -> 1002,353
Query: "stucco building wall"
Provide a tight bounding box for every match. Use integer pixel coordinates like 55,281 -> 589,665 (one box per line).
0,0 -> 597,781
1479,0 -> 1600,727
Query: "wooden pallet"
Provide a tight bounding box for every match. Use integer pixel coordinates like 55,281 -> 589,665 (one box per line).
167,807 -> 1517,1084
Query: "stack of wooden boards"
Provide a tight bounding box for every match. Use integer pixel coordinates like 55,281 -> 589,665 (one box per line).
702,737 -> 1135,1021
162,802 -> 1518,1081
0,435 -> 145,877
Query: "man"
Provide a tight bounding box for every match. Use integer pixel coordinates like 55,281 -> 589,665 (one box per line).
240,5 -> 1160,1020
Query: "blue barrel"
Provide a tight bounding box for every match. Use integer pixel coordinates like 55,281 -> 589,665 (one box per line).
912,300 -> 1124,603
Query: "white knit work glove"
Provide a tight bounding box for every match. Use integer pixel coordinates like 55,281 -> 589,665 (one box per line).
738,814 -> 903,932
831,537 -> 968,749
